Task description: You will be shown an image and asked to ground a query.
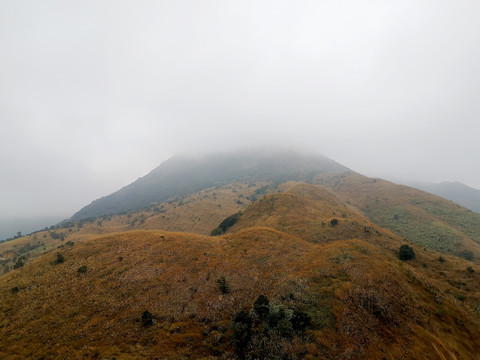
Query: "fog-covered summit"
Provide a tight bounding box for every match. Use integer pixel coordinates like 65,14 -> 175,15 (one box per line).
71,149 -> 349,221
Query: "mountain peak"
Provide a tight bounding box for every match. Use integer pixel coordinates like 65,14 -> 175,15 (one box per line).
71,150 -> 349,221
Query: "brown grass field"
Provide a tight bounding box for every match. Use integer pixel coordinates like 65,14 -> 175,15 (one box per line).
1,179 -> 480,359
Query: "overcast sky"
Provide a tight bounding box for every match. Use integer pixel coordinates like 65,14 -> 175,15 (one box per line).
1,0 -> 479,223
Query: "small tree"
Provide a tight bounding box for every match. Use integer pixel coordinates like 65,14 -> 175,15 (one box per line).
398,244 -> 415,260
253,295 -> 270,320
142,310 -> 153,327
13,256 -> 25,269
290,308 -> 311,332
54,252 -> 65,265
217,276 -> 230,294
232,310 -> 252,350
330,218 -> 339,226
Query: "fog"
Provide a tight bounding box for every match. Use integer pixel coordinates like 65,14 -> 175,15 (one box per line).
1,1 -> 479,231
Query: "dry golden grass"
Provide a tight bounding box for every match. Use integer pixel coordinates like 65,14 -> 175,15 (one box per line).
1,180 -> 480,359
1,231 -> 480,358
0,182 -> 269,275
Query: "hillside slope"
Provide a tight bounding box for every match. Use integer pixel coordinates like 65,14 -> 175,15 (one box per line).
0,181 -> 272,275
315,173 -> 480,259
229,183 -> 394,245
2,228 -> 480,359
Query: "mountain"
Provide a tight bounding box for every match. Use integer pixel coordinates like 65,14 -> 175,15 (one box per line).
70,150 -> 349,222
404,181 -> 480,213
1,150 -> 480,359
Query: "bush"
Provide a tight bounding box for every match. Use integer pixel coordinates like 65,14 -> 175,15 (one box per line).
211,212 -> 241,236
217,276 -> 230,294
53,252 -> 65,265
230,297 -> 313,357
291,308 -> 311,332
232,310 -> 252,350
398,244 -> 415,260
267,305 -> 285,328
330,218 -> 339,226
253,295 -> 270,320
77,265 -> 87,273
142,310 -> 153,327
13,256 -> 25,269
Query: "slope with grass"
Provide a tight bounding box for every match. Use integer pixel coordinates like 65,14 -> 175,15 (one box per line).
0,181 -> 273,275
228,183 -> 394,245
1,226 -> 480,359
315,172 -> 480,260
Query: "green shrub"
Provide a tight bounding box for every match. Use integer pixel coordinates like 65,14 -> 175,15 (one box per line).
217,276 -> 230,294
330,218 -> 339,226
253,295 -> 270,320
210,228 -> 223,236
53,252 -> 65,265
398,244 -> 415,260
211,212 -> 241,236
291,308 -> 311,332
13,257 -> 25,269
230,297 -> 313,357
232,310 -> 252,350
77,265 -> 87,273
141,310 -> 153,327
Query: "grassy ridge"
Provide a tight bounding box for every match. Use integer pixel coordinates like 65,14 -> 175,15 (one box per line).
1,228 -> 480,359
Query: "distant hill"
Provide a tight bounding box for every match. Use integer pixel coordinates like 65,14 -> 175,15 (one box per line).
0,216 -> 64,242
70,150 -> 349,221
403,181 -> 480,213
